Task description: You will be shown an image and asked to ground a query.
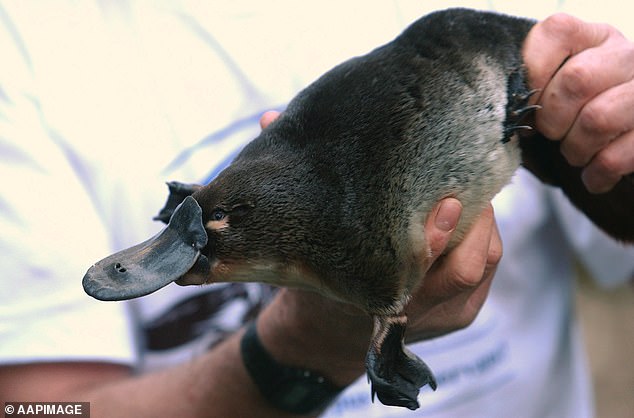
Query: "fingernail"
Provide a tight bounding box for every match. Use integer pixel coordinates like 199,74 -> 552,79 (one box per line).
435,199 -> 461,232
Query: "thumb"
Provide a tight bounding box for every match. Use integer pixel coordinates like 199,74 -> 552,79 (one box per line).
425,198 -> 462,261
259,110 -> 281,129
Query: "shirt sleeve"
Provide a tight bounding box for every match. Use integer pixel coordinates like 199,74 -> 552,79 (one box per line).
549,187 -> 634,288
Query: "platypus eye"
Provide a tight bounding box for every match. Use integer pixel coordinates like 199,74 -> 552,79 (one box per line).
211,208 -> 226,221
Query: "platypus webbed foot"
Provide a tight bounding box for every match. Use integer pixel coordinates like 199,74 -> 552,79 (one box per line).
365,314 -> 437,410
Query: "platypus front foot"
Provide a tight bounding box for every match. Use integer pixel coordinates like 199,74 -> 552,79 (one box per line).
365,314 -> 437,410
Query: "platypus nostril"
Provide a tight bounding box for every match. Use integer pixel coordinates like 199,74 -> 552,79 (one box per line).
114,263 -> 127,273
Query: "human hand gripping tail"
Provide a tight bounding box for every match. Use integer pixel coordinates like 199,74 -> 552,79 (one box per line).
523,13 -> 634,194
516,14 -> 634,242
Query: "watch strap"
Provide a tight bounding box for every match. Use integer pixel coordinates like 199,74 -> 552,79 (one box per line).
240,320 -> 345,415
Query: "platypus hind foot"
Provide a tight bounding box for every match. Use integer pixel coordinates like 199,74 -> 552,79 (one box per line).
366,314 -> 437,410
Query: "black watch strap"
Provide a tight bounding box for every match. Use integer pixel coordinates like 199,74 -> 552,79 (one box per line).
240,320 -> 345,415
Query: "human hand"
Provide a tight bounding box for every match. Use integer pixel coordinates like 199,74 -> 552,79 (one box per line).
404,202 -> 501,342
259,110 -> 280,129
523,14 -> 634,193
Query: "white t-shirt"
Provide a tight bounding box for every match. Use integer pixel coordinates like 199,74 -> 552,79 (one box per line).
1,2 -> 632,417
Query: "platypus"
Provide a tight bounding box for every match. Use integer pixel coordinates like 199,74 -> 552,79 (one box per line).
83,8 -> 634,410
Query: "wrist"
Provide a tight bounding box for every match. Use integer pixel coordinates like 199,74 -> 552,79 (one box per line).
256,289 -> 372,387
241,320 -> 345,415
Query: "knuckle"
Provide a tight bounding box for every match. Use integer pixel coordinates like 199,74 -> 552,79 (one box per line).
621,41 -> 634,64
577,103 -> 615,138
454,308 -> 479,331
558,100 -> 618,168
561,140 -> 591,167
448,265 -> 481,293
486,242 -> 503,268
558,60 -> 596,101
541,13 -> 582,39
591,148 -> 623,175
605,25 -> 628,43
536,118 -> 565,141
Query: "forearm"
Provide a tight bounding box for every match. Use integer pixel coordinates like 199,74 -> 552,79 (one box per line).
81,294 -> 370,417
1,291 -> 371,418
79,331 -> 304,418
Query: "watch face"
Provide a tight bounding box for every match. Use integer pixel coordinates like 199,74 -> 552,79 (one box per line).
276,381 -> 317,403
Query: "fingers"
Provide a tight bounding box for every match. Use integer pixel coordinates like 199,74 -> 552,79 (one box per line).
581,129 -> 634,192
523,14 -> 634,193
259,111 -> 280,129
561,79 -> 634,167
406,204 -> 502,341
536,36 -> 634,143
434,204 -> 500,298
523,13 -> 616,102
459,217 -> 500,321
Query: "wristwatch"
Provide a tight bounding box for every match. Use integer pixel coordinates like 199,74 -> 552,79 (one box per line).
240,320 -> 345,415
